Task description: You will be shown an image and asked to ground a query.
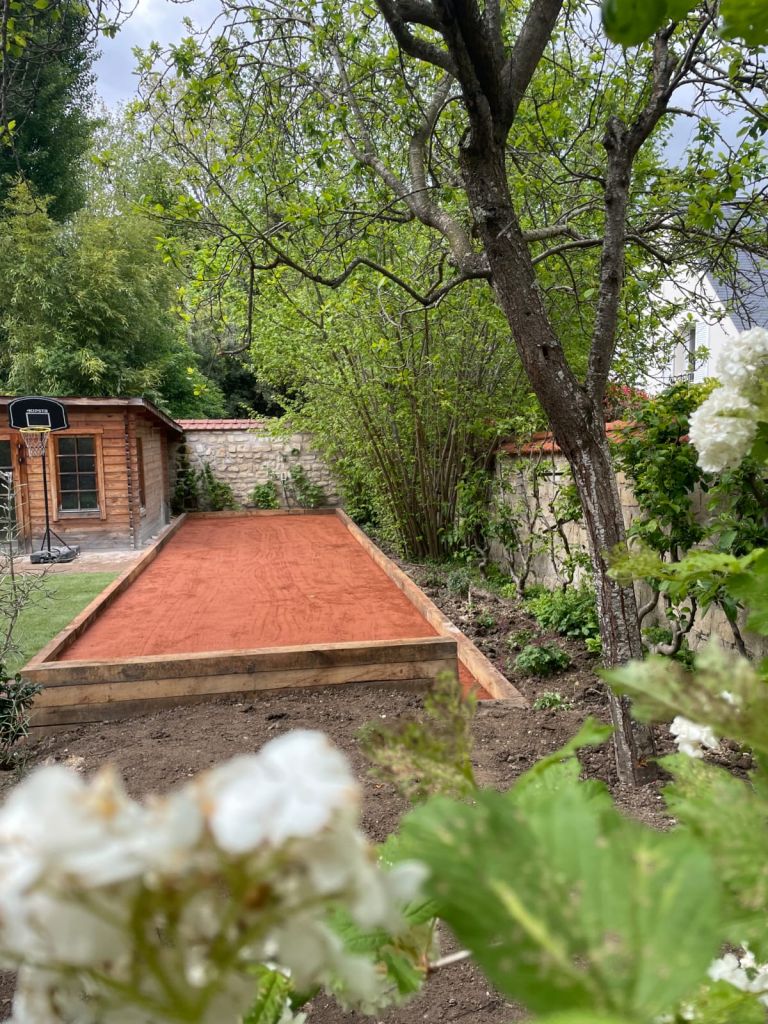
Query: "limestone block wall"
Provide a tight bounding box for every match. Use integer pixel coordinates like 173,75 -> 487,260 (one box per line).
493,450 -> 768,659
174,421 -> 339,507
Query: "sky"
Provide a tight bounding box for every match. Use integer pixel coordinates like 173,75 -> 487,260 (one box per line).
93,0 -> 219,107
91,0 -> 744,163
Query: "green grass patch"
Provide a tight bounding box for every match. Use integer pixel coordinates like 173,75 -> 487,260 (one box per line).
3,572 -> 118,674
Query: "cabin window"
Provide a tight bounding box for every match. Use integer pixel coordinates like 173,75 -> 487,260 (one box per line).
56,436 -> 100,512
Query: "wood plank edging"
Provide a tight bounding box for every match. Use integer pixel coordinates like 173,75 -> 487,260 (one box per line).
24,637 -> 456,688
335,509 -> 527,706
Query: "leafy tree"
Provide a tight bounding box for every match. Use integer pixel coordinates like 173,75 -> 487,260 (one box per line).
136,0 -> 768,783
0,11 -> 97,220
246,266 -> 526,558
0,184 -> 224,417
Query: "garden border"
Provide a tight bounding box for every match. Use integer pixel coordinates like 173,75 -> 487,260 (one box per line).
23,510 -> 525,727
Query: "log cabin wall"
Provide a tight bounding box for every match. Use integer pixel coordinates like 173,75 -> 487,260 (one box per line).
0,398 -> 181,552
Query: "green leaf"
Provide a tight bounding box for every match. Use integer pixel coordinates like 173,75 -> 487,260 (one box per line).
662,755 -> 768,958
537,1015 -> 633,1024
606,644 -> 768,761
720,0 -> 768,46
397,760 -> 720,1019
727,549 -> 768,636
243,966 -> 293,1024
681,980 -> 767,1023
601,0 -> 668,46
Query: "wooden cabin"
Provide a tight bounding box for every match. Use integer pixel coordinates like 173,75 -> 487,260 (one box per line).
0,397 -> 183,551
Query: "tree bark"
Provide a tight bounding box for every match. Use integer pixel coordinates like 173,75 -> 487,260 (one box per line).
459,140 -> 657,786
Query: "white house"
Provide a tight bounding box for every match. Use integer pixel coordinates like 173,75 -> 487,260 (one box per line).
647,252 -> 768,393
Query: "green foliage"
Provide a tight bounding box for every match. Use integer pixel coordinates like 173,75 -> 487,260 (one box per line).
198,464 -> 239,512
661,754 -> 768,960
614,382 -> 709,557
248,480 -> 280,510
243,967 -> 296,1024
0,185 -> 223,417
516,644 -> 572,678
396,722 -> 719,1021
329,848 -> 436,1007
602,0 -> 768,47
0,666 -> 41,767
358,673 -> 477,804
0,11 -> 96,220
611,545 -> 768,636
507,628 -> 535,651
284,464 -> 325,509
524,585 -> 600,644
445,565 -> 475,596
606,643 -> 768,763
532,691 -> 573,711
474,610 -> 496,631
171,445 -> 200,516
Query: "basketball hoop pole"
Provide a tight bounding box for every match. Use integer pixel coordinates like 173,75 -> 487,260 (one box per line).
40,443 -> 53,557
9,399 -> 78,564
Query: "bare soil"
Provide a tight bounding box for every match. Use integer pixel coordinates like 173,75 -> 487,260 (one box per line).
0,564 -> 741,1022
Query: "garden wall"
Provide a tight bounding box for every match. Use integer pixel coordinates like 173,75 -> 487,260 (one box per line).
175,420 -> 339,507
492,442 -> 768,660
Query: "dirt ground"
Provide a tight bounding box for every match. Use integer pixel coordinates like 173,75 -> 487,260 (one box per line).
0,564 -> 733,1023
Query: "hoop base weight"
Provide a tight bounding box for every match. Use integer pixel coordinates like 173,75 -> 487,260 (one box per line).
30,545 -> 80,565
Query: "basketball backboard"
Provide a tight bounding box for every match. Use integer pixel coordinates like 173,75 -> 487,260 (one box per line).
8,396 -> 69,431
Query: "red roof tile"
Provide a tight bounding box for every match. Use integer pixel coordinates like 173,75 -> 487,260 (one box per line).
177,419 -> 268,431
498,420 -> 633,456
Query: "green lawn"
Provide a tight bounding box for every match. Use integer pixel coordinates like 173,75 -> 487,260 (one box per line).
3,572 -> 118,675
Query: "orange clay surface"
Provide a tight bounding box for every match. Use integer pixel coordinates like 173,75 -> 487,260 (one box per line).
59,515 -> 488,697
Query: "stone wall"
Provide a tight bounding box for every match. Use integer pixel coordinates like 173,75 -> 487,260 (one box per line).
175,422 -> 339,507
493,449 -> 768,660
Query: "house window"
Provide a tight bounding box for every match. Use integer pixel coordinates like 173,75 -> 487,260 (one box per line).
687,323 -> 697,381
136,438 -> 146,509
56,436 -> 99,512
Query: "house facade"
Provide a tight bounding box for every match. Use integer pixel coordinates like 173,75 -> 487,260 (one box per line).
0,397 -> 182,552
649,253 -> 768,392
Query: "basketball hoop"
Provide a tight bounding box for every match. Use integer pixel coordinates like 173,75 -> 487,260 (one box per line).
19,426 -> 51,459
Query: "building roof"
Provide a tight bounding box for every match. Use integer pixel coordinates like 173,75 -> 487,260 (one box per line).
708,251 -> 768,332
498,421 -> 631,456
0,396 -> 184,437
176,419 -> 268,431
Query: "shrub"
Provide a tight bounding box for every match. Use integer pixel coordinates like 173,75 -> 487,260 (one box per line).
198,463 -> 239,512
506,628 -> 534,651
171,445 -> 200,515
532,690 -> 574,710
514,643 -> 571,677
0,666 -> 41,767
445,565 -> 475,596
523,584 -> 600,643
286,465 -> 326,509
474,611 -> 496,630
249,480 -> 280,509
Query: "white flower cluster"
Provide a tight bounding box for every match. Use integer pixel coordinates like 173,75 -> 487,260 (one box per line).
709,949 -> 768,1005
689,327 -> 768,473
0,730 -> 427,1024
669,715 -> 719,758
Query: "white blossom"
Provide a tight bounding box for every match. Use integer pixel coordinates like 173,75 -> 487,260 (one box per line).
709,949 -> 768,1006
715,327 -> 768,395
199,730 -> 357,853
669,716 -> 719,758
688,385 -> 759,473
0,731 -> 426,1024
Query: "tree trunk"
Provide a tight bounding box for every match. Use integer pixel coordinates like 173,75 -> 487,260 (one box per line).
554,418 -> 657,785
459,141 -> 656,786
